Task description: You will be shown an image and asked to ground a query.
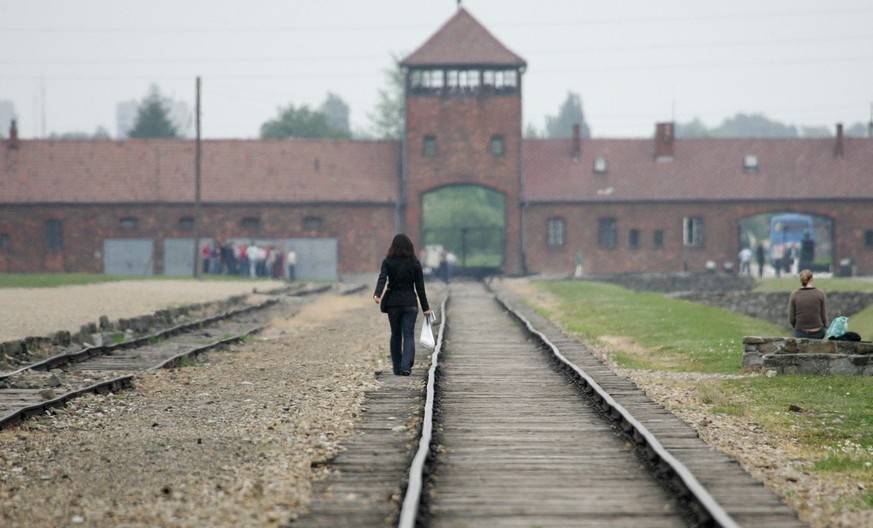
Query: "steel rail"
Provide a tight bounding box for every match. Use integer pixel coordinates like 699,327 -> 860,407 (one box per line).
0,298 -> 279,379
150,322 -> 268,370
0,293 -> 292,430
397,291 -> 449,528
0,282 -> 329,380
491,287 -> 742,528
0,375 -> 134,430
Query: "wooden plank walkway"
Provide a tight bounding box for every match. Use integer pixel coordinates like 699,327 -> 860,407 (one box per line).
290,374 -> 425,527
425,282 -> 687,527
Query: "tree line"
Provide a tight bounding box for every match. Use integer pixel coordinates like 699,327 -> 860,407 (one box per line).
121,60 -> 870,140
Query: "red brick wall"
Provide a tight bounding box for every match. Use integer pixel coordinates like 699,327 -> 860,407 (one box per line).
523,200 -> 873,276
0,203 -> 395,276
404,93 -> 524,273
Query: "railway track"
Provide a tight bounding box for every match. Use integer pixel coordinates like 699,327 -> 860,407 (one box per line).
293,280 -> 804,527
0,283 -> 332,430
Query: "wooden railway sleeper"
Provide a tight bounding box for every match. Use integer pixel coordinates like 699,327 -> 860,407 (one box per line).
25,298 -> 278,373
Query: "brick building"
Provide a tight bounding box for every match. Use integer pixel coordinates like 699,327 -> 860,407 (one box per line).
2,8 -> 872,279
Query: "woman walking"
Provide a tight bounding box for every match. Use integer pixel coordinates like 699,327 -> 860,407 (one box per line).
374,234 -> 432,376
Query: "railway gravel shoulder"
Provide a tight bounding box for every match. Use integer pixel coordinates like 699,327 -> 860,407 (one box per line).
0,285 -> 387,527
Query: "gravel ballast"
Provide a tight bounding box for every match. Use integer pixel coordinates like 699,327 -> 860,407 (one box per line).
0,283 -> 390,527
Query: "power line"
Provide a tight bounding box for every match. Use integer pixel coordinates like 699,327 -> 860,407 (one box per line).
2,6 -> 871,33
2,34 -> 871,66
2,53 -> 871,82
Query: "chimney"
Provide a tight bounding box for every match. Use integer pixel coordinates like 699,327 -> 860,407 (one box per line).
7,119 -> 19,149
834,123 -> 844,158
654,122 -> 674,160
571,123 -> 581,161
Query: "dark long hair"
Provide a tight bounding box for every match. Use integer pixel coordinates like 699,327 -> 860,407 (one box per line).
386,233 -> 418,260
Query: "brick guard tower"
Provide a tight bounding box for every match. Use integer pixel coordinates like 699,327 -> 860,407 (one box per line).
400,8 -> 527,275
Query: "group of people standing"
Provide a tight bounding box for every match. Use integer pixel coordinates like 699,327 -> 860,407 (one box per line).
200,241 -> 296,281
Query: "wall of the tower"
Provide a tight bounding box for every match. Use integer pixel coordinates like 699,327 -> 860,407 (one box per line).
404,87 -> 524,274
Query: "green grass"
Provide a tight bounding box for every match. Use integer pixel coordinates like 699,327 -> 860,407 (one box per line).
538,280 -> 782,374
529,279 -> 873,511
0,273 -> 131,288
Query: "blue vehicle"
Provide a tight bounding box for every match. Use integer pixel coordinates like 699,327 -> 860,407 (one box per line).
769,213 -> 814,270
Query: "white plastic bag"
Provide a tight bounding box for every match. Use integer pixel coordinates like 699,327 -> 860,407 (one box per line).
419,312 -> 436,350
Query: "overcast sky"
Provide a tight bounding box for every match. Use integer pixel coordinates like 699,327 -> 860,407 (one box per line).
2,0 -> 872,139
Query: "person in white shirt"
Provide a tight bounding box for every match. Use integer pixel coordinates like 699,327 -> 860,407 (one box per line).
286,249 -> 297,281
738,247 -> 753,275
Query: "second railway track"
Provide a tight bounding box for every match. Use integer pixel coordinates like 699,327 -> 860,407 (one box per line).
0,283 -> 332,430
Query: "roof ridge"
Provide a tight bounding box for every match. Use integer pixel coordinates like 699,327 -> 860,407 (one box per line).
402,8 -> 525,67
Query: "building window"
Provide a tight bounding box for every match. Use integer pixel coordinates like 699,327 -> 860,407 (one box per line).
683,217 -> 704,247
409,69 -> 444,92
865,229 -> 873,249
423,136 -> 437,156
743,154 -> 759,172
46,220 -> 63,251
240,217 -> 260,231
179,217 -> 194,231
459,69 -> 480,90
628,229 -> 640,249
119,217 -> 139,230
598,217 -> 617,248
303,216 -> 323,232
490,135 -> 505,156
446,70 -> 459,89
0,233 -> 9,251
653,230 -> 664,249
546,218 -> 566,247
593,155 -> 608,174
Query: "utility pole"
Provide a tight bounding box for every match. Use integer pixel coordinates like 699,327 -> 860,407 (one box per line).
193,76 -> 202,278
868,102 -> 872,138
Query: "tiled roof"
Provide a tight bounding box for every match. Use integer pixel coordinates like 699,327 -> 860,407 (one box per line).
523,137 -> 873,202
4,136 -> 870,205
402,8 -> 526,68
1,139 -> 401,204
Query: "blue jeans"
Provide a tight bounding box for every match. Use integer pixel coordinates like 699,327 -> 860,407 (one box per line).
794,328 -> 825,339
387,306 -> 418,373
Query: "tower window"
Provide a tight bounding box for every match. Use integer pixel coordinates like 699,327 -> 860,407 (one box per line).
490,136 -> 505,156
423,136 -> 437,156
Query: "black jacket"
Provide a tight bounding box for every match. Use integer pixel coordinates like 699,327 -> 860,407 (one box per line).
374,257 -> 429,312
